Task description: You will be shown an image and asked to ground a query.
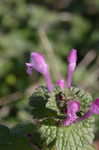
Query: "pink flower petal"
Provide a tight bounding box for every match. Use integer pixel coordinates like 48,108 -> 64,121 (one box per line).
56,79 -> 65,89
26,52 -> 53,92
66,49 -> 77,88
63,100 -> 80,126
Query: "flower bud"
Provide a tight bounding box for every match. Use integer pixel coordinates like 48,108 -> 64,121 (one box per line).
26,52 -> 53,92
66,49 -> 77,88
56,79 -> 65,89
30,52 -> 48,75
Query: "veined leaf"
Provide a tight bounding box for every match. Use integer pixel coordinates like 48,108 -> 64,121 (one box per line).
40,119 -> 95,150
29,86 -> 58,119
39,87 -> 95,150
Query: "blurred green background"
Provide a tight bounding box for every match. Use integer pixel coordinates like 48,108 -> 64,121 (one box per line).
0,0 -> 99,137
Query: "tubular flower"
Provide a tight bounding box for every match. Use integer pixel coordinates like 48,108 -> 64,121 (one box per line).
26,52 -> 53,92
28,52 -> 48,75
66,49 -> 77,88
63,100 -> 80,126
56,79 -> 65,89
64,98 -> 99,126
78,98 -> 99,121
26,50 -> 99,126
90,98 -> 99,114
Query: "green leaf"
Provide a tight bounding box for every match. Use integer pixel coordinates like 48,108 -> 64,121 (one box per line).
40,124 -> 57,146
40,119 -> 95,150
46,91 -> 60,114
29,86 -> 58,119
71,87 -> 93,112
38,87 -> 95,150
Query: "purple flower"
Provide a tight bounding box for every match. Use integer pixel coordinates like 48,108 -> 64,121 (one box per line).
27,52 -> 48,75
25,50 -> 99,126
25,63 -> 33,75
78,98 -> 99,121
63,100 -> 80,126
56,79 -> 65,89
90,98 -> 99,114
63,98 -> 99,126
66,49 -> 77,88
26,52 -> 53,92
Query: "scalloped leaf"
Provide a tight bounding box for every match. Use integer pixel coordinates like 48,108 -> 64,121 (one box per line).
46,92 -> 61,116
39,87 -> 95,150
40,119 -> 95,150
71,87 -> 93,112
29,86 -> 58,119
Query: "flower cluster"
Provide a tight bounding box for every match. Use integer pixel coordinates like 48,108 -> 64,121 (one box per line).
26,49 -> 99,126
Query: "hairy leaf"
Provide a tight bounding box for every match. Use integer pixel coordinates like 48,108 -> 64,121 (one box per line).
38,87 -> 95,150
29,86 -> 58,119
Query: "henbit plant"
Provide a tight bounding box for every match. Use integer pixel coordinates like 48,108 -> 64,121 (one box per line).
25,49 -> 99,150
0,50 -> 98,150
